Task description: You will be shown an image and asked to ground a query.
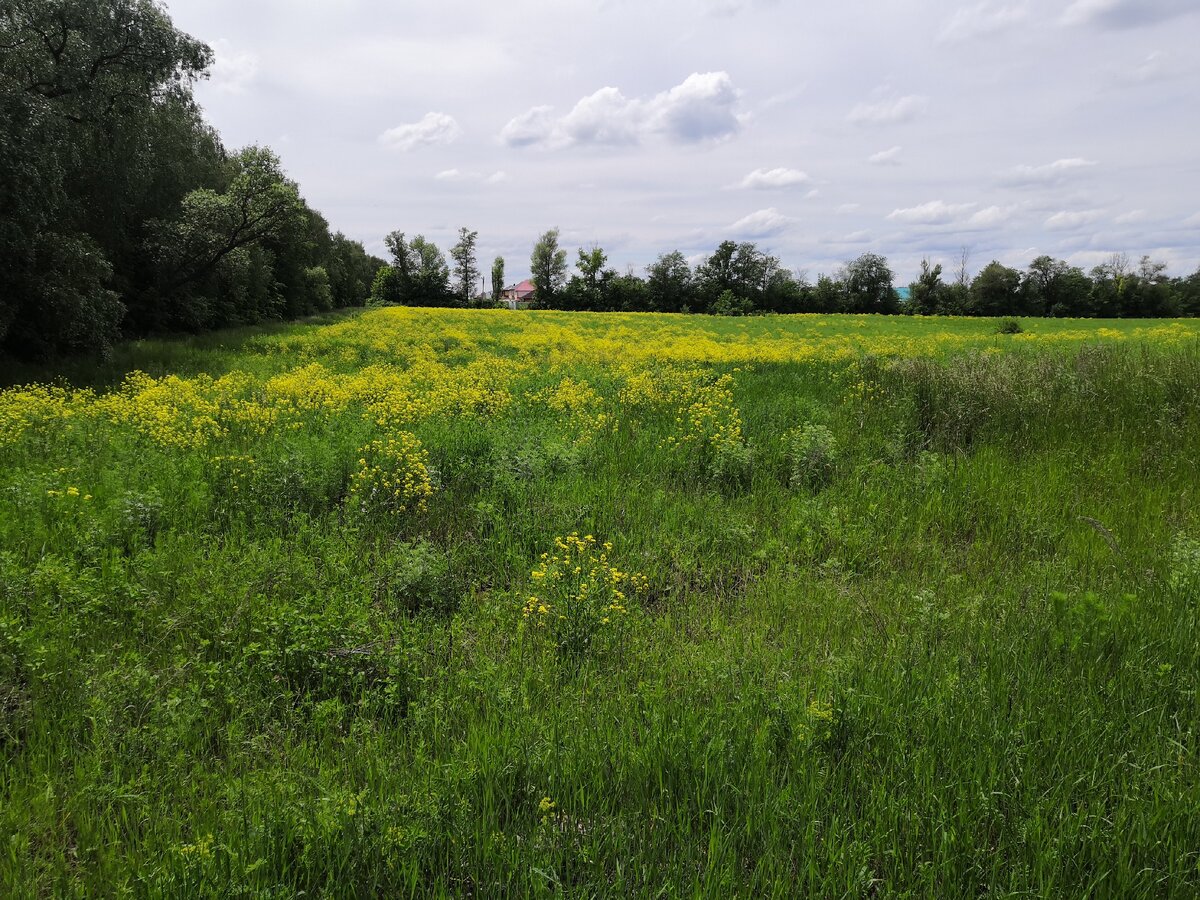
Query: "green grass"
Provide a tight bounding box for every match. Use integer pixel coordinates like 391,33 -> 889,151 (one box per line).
2,309 -> 1199,897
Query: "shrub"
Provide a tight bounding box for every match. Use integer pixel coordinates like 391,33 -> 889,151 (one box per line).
788,423 -> 838,489
372,540 -> 453,615
709,290 -> 755,317
996,318 -> 1024,334
710,439 -> 754,489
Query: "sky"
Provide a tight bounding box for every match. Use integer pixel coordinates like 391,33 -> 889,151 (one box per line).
163,0 -> 1200,284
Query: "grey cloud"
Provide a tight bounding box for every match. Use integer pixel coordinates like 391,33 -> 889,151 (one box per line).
1109,51 -> 1186,86
703,0 -> 781,17
1061,0 -> 1197,28
498,107 -> 556,148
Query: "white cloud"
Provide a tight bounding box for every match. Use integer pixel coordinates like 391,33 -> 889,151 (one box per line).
735,167 -> 811,189
868,146 -> 902,166
937,3 -> 1028,43
729,207 -> 796,238
1183,212 -> 1200,227
208,39 -> 259,93
836,203 -> 861,214
498,106 -> 555,148
557,87 -> 642,146
647,72 -> 744,143
380,112 -> 462,151
966,206 -> 1015,229
704,0 -> 782,16
1044,209 -> 1104,230
500,72 -> 743,149
887,200 -> 976,225
1113,209 -> 1147,224
434,169 -> 508,185
847,94 -> 928,125
1061,0 -> 1196,28
999,157 -> 1098,187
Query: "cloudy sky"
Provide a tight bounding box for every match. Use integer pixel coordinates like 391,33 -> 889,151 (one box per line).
165,0 -> 1200,283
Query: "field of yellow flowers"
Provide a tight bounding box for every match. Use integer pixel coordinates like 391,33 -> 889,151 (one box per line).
2,308 -> 1200,896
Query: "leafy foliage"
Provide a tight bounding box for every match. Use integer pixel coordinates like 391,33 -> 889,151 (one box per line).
0,1 -> 381,358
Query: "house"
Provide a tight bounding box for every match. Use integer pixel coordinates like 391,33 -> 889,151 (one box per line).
501,279 -> 536,310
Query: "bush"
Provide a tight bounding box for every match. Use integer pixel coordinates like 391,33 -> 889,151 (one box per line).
996,318 -> 1024,334
709,290 -> 755,317
788,423 -> 838,489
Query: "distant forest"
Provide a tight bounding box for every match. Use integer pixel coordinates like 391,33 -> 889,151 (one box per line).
3,4 -> 1199,363
379,227 -> 1200,320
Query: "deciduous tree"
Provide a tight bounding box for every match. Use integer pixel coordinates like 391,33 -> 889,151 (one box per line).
450,227 -> 480,306
530,228 -> 568,307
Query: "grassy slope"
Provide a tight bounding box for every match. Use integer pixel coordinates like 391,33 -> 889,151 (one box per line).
1,309 -> 1199,897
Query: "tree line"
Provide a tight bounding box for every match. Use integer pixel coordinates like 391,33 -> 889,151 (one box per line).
0,0 -> 383,359
371,226 -> 1200,319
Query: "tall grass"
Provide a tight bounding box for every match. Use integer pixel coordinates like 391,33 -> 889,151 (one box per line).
1,310 -> 1198,896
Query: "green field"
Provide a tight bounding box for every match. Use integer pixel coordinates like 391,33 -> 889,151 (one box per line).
2,309 -> 1199,897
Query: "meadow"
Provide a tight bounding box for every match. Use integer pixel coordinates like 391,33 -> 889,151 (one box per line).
2,308 -> 1200,897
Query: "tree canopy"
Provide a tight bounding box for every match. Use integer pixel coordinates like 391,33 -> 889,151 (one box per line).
0,0 -> 381,358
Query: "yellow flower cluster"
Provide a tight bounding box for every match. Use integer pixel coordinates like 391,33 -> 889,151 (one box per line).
174,833 -> 215,862
664,372 -> 745,457
264,307 -> 1200,370
523,533 -> 648,656
538,376 -> 609,444
348,432 -> 435,517
0,383 -> 87,448
801,699 -> 836,745
45,485 -> 92,501
619,366 -> 746,461
0,354 -> 523,455
95,372 -> 228,449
